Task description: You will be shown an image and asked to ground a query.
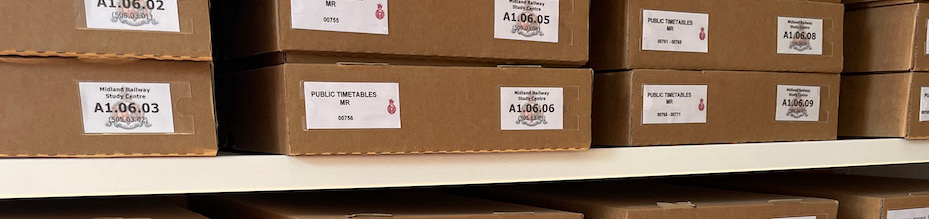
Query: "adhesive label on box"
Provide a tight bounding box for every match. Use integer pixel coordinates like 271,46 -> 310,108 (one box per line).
920,87 -> 929,122
774,217 -> 816,219
291,0 -> 389,35
642,85 -> 707,124
83,0 -> 180,32
775,85 -> 821,122
642,10 -> 709,53
887,207 -> 929,219
79,82 -> 175,134
304,82 -> 400,129
494,0 -> 559,43
777,17 -> 823,55
500,87 -> 564,130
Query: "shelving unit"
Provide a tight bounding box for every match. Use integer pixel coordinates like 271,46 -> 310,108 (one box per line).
1,138 -> 926,200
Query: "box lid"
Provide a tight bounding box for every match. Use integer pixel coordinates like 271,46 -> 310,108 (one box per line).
0,0 -> 212,61
193,191 -> 581,219
479,181 -> 837,219
212,0 -> 588,66
846,0 -> 924,8
0,197 -> 207,219
685,174 -> 929,219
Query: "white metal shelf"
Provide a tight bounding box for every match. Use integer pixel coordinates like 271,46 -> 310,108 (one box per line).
1,139 -> 928,199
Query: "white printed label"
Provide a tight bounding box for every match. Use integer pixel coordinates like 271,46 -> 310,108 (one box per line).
887,207 -> 929,219
642,85 -> 708,124
642,10 -> 709,53
83,0 -> 180,32
775,85 -> 821,122
494,0 -> 559,43
774,217 -> 816,219
500,87 -> 564,130
291,0 -> 389,35
79,82 -> 175,134
920,87 -> 929,122
304,82 -> 400,129
777,17 -> 823,55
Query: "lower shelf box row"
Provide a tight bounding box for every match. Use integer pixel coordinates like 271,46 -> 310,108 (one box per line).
4,174 -> 929,219
0,57 -> 925,156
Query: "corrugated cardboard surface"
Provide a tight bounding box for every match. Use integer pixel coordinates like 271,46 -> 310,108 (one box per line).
220,64 -> 591,155
0,0 -> 211,61
845,0 -> 923,8
0,197 -> 207,219
686,173 -> 929,219
839,72 -> 929,139
190,190 -> 582,219
844,3 -> 923,72
593,69 -> 839,146
0,57 -> 217,157
839,73 -> 911,137
211,0 -> 588,66
474,181 -> 838,219
590,0 -> 843,73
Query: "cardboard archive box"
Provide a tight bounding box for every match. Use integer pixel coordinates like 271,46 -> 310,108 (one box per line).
191,190 -> 582,219
841,2 -> 929,138
472,181 -> 838,219
210,0 -> 588,66
0,0 -> 211,61
844,0 -> 921,9
0,57 -> 217,157
845,1 -> 929,72
589,0 -> 843,72
839,72 -> 929,138
0,0 -> 216,157
220,63 -> 591,155
686,174 -> 929,219
592,69 -> 839,146
0,197 -> 207,219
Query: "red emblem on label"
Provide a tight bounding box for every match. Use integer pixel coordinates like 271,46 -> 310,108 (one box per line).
387,99 -> 397,114
375,4 -> 385,20
699,27 -> 706,40
698,98 -> 705,111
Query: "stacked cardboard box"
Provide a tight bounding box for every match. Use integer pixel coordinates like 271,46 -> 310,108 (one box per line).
472,181 -> 839,219
190,190 -> 582,219
840,0 -> 929,139
0,197 -> 207,218
0,0 -> 216,157
212,0 -> 592,155
590,0 -> 844,146
686,174 -> 929,219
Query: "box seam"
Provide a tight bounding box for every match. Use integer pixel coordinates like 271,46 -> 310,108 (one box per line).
0,152 -> 215,157
290,147 -> 587,156
0,50 -> 211,61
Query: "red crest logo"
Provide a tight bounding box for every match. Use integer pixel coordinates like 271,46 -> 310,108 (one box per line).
698,98 -> 705,111
387,99 -> 397,114
375,4 -> 385,20
699,27 -> 706,40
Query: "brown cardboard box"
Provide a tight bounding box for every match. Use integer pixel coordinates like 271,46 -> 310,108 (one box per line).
593,69 -> 839,146
210,0 -> 588,66
686,174 -> 929,219
839,72 -> 929,138
844,2 -> 929,72
0,0 -> 211,61
590,0 -> 843,73
220,63 -> 591,155
0,197 -> 207,219
474,181 -> 838,219
190,190 -> 582,219
0,57 -> 216,157
844,0 -> 919,8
